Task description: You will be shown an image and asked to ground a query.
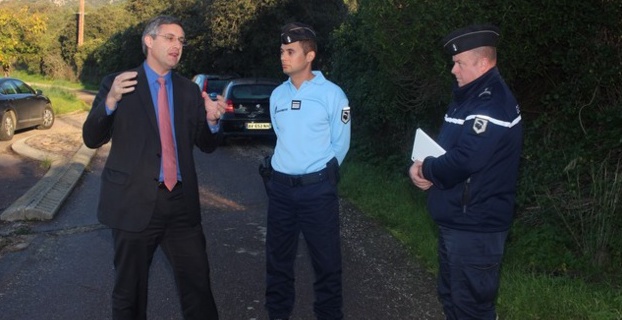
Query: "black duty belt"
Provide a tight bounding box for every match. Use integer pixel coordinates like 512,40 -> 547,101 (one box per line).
271,169 -> 328,187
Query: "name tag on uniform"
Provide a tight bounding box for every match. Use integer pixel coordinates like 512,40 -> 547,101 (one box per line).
291,100 -> 301,110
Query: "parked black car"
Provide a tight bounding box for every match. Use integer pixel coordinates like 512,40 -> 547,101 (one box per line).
0,77 -> 54,141
219,78 -> 281,140
191,74 -> 237,95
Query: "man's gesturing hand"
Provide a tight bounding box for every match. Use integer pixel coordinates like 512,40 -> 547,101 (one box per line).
202,92 -> 226,126
106,71 -> 138,111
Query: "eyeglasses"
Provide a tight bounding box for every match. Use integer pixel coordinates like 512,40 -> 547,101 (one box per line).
155,33 -> 188,47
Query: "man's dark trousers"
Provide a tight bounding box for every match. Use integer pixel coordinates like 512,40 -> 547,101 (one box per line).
111,184 -> 219,320
437,226 -> 508,320
265,178 -> 343,320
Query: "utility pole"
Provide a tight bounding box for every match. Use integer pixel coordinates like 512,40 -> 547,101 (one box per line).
77,0 -> 85,46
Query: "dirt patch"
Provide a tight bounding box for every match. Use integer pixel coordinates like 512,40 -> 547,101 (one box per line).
24,132 -> 83,159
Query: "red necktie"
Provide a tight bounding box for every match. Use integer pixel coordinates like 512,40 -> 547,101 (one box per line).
157,77 -> 177,191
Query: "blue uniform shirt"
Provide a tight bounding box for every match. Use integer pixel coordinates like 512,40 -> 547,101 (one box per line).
270,71 -> 351,175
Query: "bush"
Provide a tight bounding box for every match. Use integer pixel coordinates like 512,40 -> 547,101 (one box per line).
331,0 -> 622,281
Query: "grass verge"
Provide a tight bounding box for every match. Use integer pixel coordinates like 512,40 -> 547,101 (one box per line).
339,159 -> 622,319
10,70 -> 97,91
11,70 -> 92,115
42,86 -> 91,115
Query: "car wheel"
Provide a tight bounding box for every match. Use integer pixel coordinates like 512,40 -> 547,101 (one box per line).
37,105 -> 55,130
0,110 -> 16,141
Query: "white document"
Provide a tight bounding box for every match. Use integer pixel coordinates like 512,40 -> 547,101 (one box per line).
411,128 -> 446,162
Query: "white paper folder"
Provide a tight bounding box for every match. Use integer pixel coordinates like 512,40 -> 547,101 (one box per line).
411,128 -> 446,162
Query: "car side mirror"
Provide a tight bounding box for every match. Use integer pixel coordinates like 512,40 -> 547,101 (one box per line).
36,89 -> 43,95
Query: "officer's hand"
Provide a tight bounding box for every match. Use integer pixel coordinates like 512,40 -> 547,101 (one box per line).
409,161 -> 433,191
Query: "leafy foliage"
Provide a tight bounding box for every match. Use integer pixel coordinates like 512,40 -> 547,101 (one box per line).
197,0 -> 348,78
0,4 -> 48,70
42,0 -> 348,82
330,0 -> 622,281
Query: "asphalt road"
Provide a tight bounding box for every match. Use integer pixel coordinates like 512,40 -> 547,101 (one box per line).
0,113 -> 83,212
0,136 -> 46,211
0,97 -> 444,319
0,85 -> 95,212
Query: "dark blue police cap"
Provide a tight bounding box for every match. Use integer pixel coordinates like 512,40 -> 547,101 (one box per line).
442,24 -> 500,55
281,22 -> 316,44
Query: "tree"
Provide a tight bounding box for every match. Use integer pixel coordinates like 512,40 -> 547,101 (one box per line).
199,0 -> 348,77
0,5 -> 47,71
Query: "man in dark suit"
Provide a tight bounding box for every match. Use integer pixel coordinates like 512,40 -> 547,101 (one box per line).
83,15 -> 225,320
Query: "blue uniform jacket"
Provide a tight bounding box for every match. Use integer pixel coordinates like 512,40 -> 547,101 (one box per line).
422,67 -> 523,232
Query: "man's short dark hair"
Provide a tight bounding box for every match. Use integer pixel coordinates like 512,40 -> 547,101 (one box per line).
142,15 -> 183,55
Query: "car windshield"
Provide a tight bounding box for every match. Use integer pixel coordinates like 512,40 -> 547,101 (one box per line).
231,85 -> 275,100
14,80 -> 33,94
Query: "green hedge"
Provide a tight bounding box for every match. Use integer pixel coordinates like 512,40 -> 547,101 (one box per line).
330,0 -> 622,281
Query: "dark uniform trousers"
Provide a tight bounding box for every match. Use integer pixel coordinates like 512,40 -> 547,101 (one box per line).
437,226 -> 508,320
265,176 -> 343,320
111,183 -> 219,320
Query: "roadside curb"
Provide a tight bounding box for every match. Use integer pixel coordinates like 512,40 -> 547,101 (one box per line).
0,137 -> 96,222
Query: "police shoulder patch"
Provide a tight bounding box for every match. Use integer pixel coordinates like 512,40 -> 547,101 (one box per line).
473,117 -> 488,134
341,106 -> 351,124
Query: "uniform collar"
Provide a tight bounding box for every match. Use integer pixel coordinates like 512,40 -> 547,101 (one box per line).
452,67 -> 500,103
288,70 -> 326,88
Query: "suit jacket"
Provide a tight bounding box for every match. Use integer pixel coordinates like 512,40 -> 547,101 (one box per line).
83,65 -> 221,232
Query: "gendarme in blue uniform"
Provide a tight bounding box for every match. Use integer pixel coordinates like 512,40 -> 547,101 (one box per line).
270,71 -> 351,173
415,24 -> 523,320
422,66 -> 522,233
265,70 -> 351,320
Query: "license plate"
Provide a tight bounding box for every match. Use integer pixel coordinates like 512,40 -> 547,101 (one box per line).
246,122 -> 272,130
